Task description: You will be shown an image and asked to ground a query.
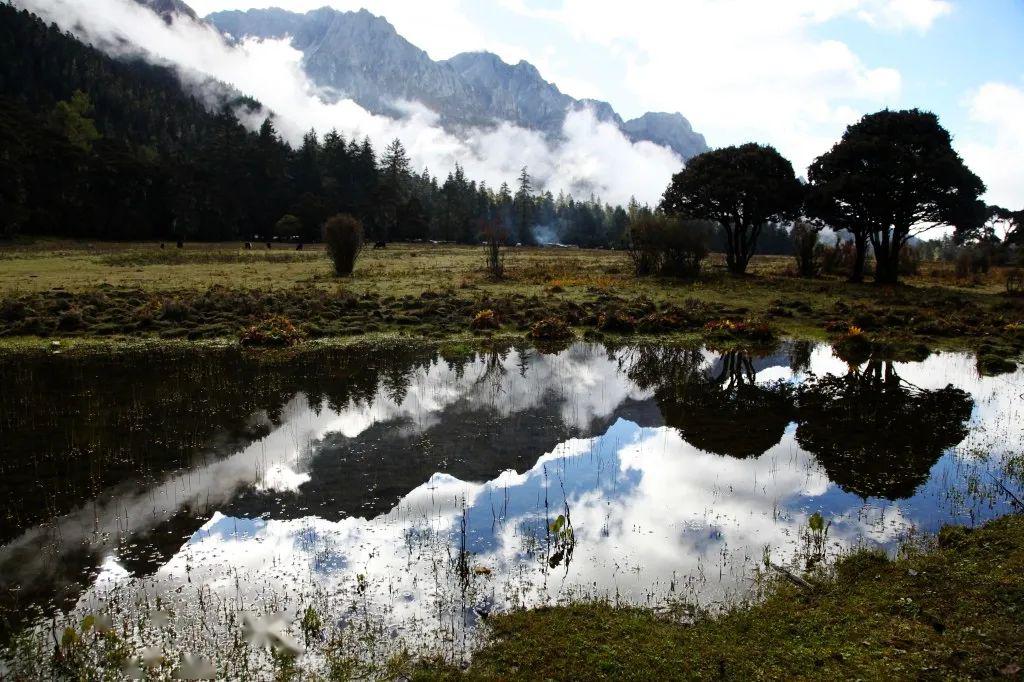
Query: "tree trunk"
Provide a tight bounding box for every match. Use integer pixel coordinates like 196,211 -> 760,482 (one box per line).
874,245 -> 898,284
849,234 -> 867,283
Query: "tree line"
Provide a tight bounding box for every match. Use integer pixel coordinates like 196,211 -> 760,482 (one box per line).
0,4 -> 638,247
4,3 -> 1018,274
656,109 -> 1021,284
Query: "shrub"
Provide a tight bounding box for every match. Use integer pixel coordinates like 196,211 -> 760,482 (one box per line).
898,244 -> 922,276
955,246 -> 990,277
529,317 -> 573,341
1006,270 -> 1024,297
627,214 -> 712,277
322,214 -> 364,276
703,317 -> 776,343
239,315 -> 306,347
470,309 -> 500,331
833,325 -> 873,364
597,310 -> 636,333
791,221 -> 821,278
819,236 -> 857,276
56,307 -> 84,331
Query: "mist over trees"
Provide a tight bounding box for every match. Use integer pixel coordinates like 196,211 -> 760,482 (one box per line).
0,5 -> 637,246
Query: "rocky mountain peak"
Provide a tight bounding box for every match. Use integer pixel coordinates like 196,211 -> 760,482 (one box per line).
198,6 -> 708,160
134,0 -> 198,24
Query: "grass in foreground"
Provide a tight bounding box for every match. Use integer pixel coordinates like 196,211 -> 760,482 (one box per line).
419,515 -> 1024,681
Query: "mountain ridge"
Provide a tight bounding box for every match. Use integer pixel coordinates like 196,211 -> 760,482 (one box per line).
206,6 -> 708,160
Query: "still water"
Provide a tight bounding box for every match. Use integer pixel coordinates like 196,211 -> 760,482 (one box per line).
0,341 -> 1021,669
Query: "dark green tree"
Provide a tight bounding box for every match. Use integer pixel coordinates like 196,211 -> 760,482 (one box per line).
513,166 -> 536,246
376,138 -> 412,242
660,143 -> 802,274
808,109 -> 985,284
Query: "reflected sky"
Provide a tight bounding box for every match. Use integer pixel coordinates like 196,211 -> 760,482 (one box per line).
1,342 -> 1022,663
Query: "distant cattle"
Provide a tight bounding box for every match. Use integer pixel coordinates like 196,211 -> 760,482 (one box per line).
373,240 -> 387,249
266,242 -> 272,249
296,243 -> 304,251
244,242 -> 252,250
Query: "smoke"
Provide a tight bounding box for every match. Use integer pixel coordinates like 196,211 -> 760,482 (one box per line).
531,224 -> 561,245
14,0 -> 684,206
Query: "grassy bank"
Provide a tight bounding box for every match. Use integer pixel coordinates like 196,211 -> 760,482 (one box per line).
419,514 -> 1024,681
2,241 -> 1023,363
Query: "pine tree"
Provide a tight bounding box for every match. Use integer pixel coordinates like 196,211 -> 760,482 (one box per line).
513,167 -> 535,245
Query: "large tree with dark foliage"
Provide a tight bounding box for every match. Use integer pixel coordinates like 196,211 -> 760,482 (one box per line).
808,109 -> 986,284
0,4 -> 636,246
660,143 -> 803,274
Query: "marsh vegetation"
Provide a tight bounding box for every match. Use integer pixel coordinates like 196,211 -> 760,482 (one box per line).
0,339 -> 1021,678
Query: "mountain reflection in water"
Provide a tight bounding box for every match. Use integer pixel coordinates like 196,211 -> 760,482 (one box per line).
0,342 -> 1020,658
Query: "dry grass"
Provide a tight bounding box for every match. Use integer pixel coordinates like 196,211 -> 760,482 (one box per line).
1,241 -> 1022,358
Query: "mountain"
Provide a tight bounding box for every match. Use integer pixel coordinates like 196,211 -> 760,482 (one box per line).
134,0 -> 198,24
206,6 -> 708,160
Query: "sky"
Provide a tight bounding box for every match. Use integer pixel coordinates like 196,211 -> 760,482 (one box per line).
182,0 -> 1024,210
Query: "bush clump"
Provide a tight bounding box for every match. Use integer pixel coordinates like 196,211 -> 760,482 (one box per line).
529,317 -> 574,341
597,309 -> 637,333
322,214 -> 364,276
832,325 -> 873,364
239,315 -> 306,347
470,309 -> 500,331
703,317 -> 776,343
791,221 -> 822,278
627,213 -> 712,277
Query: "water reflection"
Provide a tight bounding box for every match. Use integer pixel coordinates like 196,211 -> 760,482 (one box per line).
796,360 -> 974,499
0,342 -> 1020,666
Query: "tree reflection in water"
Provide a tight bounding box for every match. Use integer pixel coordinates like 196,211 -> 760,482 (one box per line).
624,345 -> 975,499
624,345 -> 795,459
795,360 -> 973,499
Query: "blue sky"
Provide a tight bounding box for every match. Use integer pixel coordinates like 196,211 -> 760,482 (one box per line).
187,0 -> 1024,207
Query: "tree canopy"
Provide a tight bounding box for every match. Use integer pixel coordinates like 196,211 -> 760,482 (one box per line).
660,143 -> 803,274
807,109 -> 986,284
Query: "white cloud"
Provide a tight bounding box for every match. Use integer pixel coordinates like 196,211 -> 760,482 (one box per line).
497,0 -> 908,173
13,0 -> 684,204
857,0 -> 953,32
959,82 -> 1024,209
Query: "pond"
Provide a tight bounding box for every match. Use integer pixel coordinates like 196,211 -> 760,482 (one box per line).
0,341 -> 1022,674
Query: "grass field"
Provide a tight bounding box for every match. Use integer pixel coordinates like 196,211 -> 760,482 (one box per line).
1,240 -> 1022,363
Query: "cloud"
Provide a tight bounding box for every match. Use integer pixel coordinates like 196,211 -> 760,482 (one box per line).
857,0 -> 953,32
958,82 -> 1024,209
496,0 -> 910,175
13,0 -> 684,205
